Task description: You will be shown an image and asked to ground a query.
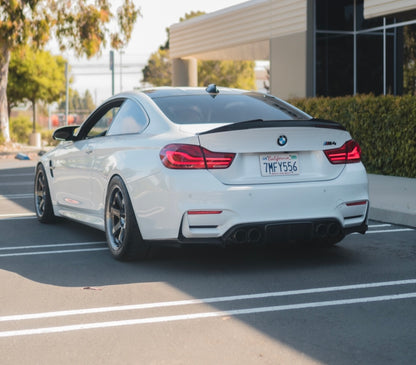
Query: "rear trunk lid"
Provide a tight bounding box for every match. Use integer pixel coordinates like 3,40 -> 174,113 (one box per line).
197,120 -> 351,185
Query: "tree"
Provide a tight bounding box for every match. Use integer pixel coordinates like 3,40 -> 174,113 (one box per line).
179,10 -> 206,23
57,89 -> 96,113
82,90 -> 96,112
8,45 -> 66,132
197,60 -> 256,90
58,89 -> 82,112
142,11 -> 256,90
0,0 -> 139,142
142,48 -> 172,87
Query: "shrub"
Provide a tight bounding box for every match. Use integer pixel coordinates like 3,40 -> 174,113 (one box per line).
9,116 -> 59,147
289,95 -> 416,178
41,129 -> 60,146
9,116 -> 33,144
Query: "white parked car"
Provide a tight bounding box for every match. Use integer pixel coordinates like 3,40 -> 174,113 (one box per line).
35,86 -> 369,260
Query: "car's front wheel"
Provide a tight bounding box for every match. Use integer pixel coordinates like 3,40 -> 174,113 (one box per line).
105,176 -> 150,261
34,164 -> 55,223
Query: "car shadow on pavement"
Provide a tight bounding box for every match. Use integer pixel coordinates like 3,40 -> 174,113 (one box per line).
0,215 -> 361,289
0,163 -> 361,289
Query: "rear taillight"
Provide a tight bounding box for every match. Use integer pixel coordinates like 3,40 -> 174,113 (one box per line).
324,140 -> 362,164
160,144 -> 235,169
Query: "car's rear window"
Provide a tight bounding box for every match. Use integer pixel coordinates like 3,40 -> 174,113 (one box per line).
151,93 -> 310,124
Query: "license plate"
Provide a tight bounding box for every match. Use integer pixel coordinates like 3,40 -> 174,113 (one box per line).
260,154 -> 300,176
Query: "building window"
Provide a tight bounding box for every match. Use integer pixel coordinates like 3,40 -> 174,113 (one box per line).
315,0 -> 416,96
356,31 -> 384,94
403,24 -> 416,95
316,33 -> 353,96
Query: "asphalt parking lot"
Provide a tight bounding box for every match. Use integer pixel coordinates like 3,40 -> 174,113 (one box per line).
1,159 -> 415,365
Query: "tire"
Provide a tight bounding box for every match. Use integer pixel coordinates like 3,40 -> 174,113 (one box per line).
34,164 -> 55,223
105,176 -> 150,261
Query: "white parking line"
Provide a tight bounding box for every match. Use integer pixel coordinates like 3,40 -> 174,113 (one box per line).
0,173 -> 33,178
0,247 -> 107,258
0,194 -> 32,200
365,228 -> 414,234
0,241 -> 106,251
0,213 -> 36,220
350,224 -> 414,235
1,291 -> 415,338
2,278 -> 415,322
0,241 -> 107,258
0,182 -> 32,186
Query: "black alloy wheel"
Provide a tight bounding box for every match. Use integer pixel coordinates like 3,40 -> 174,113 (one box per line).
108,188 -> 127,248
105,176 -> 150,261
34,164 -> 55,223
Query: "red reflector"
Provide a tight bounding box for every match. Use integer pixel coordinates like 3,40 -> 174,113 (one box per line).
64,198 -> 80,205
160,144 -> 235,169
346,201 -> 367,206
187,210 -> 223,215
324,140 -> 362,164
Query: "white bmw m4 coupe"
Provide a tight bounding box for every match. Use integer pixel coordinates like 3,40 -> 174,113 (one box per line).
35,86 -> 369,260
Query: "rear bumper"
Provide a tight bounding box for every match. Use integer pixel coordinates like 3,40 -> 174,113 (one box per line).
130,163 -> 369,242
177,216 -> 368,246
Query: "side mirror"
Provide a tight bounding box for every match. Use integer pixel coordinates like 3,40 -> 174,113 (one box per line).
53,125 -> 79,141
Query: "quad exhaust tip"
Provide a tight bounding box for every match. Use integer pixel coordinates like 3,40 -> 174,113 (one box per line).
228,221 -> 342,245
231,227 -> 262,244
315,222 -> 341,239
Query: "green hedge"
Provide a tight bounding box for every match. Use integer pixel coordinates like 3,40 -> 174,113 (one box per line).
10,116 -> 34,144
289,95 -> 416,178
9,116 -> 58,146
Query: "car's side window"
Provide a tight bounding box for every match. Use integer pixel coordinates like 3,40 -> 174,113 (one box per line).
87,106 -> 121,138
106,99 -> 148,136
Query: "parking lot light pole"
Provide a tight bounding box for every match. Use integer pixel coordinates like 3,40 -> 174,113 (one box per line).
120,50 -> 124,92
65,62 -> 69,126
110,50 -> 115,96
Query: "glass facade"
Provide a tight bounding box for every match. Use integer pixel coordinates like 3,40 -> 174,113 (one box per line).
315,0 -> 416,96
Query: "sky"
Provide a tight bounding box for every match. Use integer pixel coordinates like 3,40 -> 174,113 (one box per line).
53,0 -> 248,105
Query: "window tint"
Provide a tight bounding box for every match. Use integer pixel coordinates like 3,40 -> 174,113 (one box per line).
152,93 -> 309,124
107,99 -> 148,135
87,107 -> 120,138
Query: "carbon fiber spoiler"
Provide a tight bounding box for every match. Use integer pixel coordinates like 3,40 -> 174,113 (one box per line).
198,119 -> 346,135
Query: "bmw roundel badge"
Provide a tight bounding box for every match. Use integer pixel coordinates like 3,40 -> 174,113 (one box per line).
277,135 -> 287,146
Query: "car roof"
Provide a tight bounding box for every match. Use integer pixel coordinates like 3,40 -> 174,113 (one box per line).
140,86 -> 248,99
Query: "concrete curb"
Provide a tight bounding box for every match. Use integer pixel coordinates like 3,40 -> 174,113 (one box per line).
368,174 -> 416,228
369,207 -> 416,228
